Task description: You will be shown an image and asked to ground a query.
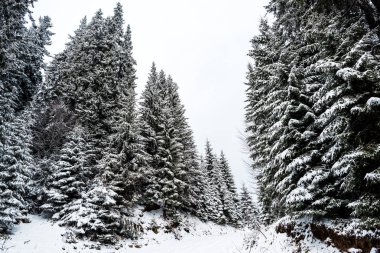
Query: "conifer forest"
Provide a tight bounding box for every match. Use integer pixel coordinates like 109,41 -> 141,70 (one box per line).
1,0 -> 380,252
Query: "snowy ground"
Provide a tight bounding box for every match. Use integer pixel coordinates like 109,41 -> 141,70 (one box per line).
2,214 -> 247,253
2,213 -> 345,253
248,221 -> 344,253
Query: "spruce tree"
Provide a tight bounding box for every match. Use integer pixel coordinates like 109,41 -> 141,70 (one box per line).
198,155 -> 222,222
41,127 -> 87,218
240,184 -> 258,229
37,3 -> 144,241
58,180 -> 128,244
139,67 -> 183,220
245,0 -> 380,225
203,141 -> 225,223
0,0 -> 52,231
139,64 -> 165,210
165,76 -> 204,217
0,112 -> 34,231
219,151 -> 240,224
139,64 -> 207,221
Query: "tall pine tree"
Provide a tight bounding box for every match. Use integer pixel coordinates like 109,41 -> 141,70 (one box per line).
246,0 -> 380,225
0,0 -> 52,232
37,3 -> 143,241
219,151 -> 240,224
203,141 -> 225,223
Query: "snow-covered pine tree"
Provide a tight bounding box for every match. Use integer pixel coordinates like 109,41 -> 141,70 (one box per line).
164,76 -> 205,217
31,100 -> 76,210
155,106 -> 185,221
198,155 -> 222,221
203,141 -> 225,223
88,3 -> 144,212
42,9 -> 109,142
193,155 -> 212,220
139,67 -> 185,221
239,184 -> 258,229
0,0 -> 52,232
105,24 -> 146,207
182,143 -> 206,218
0,1 -> 52,120
24,16 -> 53,99
246,0 -> 380,225
57,180 -> 129,244
245,17 -> 290,219
0,0 -> 32,121
184,151 -> 206,218
0,111 -> 34,231
36,4 -> 144,241
139,64 -> 165,210
139,64 -> 207,221
40,127 -> 87,218
58,131 -> 142,243
41,2 -> 140,182
35,11 -> 102,195
219,152 -> 238,197
219,151 -> 240,224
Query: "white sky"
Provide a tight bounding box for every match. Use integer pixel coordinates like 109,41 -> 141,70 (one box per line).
32,0 -> 268,190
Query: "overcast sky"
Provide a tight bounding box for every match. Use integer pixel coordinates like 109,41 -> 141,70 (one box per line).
32,0 -> 268,189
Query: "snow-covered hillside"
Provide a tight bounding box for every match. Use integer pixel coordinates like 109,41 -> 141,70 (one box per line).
2,213 -> 356,253
248,224 -> 342,253
2,213 -> 248,253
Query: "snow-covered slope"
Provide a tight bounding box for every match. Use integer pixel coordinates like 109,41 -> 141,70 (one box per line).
2,213 -> 247,253
247,224 -> 342,253
3,213 -> 354,253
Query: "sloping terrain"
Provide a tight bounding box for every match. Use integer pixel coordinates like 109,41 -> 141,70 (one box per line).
2,213 -> 247,253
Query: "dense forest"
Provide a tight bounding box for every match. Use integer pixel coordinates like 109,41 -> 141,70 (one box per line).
2,0 -> 380,251
0,0 -> 259,244
245,0 -> 380,246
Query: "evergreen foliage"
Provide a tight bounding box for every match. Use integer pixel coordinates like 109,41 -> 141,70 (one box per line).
33,3 -> 145,241
239,184 -> 258,229
139,65 -> 206,222
200,143 -> 241,225
0,112 -> 34,231
0,0 -> 52,232
219,151 -> 240,224
58,181 -> 132,244
0,0 -> 242,242
41,127 -> 87,217
245,0 -> 380,224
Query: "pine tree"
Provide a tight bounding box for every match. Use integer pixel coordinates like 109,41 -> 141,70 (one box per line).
198,155 -> 222,222
0,2 -> 52,120
0,0 -> 52,232
245,17 -> 290,219
219,152 -> 237,196
139,67 -> 184,221
203,141 -> 225,223
0,111 -> 34,231
245,0 -> 380,225
58,180 -> 128,244
219,151 -> 240,224
156,110 -> 185,220
183,147 -> 205,218
40,127 -> 87,217
164,76 -> 204,217
240,184 -> 258,229
36,3 -> 144,241
139,64 -> 165,210
0,0 -> 32,120
138,64 -> 208,221
105,24 -> 145,206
